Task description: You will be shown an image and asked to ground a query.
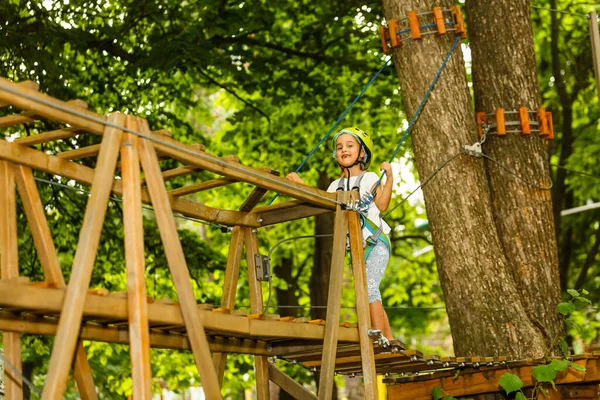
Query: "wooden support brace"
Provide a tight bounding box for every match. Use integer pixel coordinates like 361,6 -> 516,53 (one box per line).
14,165 -> 98,399
0,160 -> 23,399
244,227 -> 270,400
42,113 -> 124,399
318,192 -> 349,400
239,168 -> 280,212
433,7 -> 446,35
121,119 -> 152,399
14,127 -> 83,146
0,81 -> 38,107
495,108 -> 506,135
347,207 -> 378,399
213,226 -> 245,384
408,11 -> 421,39
268,364 -> 317,400
137,118 -> 222,400
519,107 -> 531,134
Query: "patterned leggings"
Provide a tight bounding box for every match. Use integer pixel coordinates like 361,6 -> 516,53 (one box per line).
365,240 -> 390,303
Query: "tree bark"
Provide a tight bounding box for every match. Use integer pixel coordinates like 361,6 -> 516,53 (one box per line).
382,0 -> 553,358
466,0 -> 564,348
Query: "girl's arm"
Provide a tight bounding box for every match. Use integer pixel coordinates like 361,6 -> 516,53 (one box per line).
286,172 -> 306,185
373,162 -> 393,212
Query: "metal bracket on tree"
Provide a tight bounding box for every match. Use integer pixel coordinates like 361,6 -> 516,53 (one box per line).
379,5 -> 466,54
475,107 -> 554,139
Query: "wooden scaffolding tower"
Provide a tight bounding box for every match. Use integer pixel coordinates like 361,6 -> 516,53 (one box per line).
0,78 -> 388,399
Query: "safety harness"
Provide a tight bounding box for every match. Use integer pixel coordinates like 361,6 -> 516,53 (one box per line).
336,172 -> 391,261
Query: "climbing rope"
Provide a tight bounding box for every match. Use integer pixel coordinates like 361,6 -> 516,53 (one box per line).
266,56 -> 392,206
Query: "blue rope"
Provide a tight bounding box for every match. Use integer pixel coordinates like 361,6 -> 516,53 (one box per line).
366,35 -> 462,202
267,56 -> 392,205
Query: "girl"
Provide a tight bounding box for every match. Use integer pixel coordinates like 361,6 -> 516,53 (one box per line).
287,127 -> 394,340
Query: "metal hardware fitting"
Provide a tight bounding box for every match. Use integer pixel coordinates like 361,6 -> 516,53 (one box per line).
254,254 -> 271,281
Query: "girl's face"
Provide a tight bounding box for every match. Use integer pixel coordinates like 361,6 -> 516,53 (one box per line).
335,134 -> 364,167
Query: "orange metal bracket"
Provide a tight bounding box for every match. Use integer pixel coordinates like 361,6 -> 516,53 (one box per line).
519,107 -> 531,134
546,112 -> 554,139
408,11 -> 421,39
451,5 -> 467,39
389,19 -> 400,48
433,7 -> 446,35
537,107 -> 549,136
379,25 -> 391,54
476,112 -> 487,138
495,108 -> 506,135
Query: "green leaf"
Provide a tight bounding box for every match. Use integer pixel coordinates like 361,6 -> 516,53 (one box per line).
515,391 -> 527,400
498,373 -> 523,394
574,296 -> 591,304
571,363 -> 586,372
532,365 -> 557,389
557,302 -> 576,315
442,396 -> 456,400
560,338 -> 569,358
581,289 -> 589,295
566,289 -> 580,298
549,359 -> 570,372
433,386 -> 443,400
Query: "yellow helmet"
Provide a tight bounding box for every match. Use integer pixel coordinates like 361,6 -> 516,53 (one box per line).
332,127 -> 374,169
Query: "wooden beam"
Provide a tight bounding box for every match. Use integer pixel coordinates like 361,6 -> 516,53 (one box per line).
13,127 -> 82,146
168,177 -> 236,197
137,118 -> 222,400
244,227 -> 270,399
121,120 -> 152,399
213,226 -> 245,383
251,201 -> 333,226
0,140 -> 256,227
590,12 -> 600,102
0,160 -> 23,399
140,155 -> 239,186
0,80 -> 38,107
14,165 -> 98,399
0,99 -> 89,128
386,356 -> 600,400
318,192 -> 349,400
347,208 -> 377,398
57,144 -> 101,160
268,364 -> 317,400
239,168 -> 280,212
42,113 -> 124,400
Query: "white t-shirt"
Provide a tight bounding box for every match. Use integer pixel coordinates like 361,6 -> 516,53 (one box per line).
327,171 -> 392,241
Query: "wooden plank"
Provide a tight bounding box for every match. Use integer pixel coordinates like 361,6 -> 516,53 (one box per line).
386,357 -> 600,400
137,118 -> 222,400
14,127 -> 82,146
244,227 -> 270,399
57,144 -> 101,160
348,208 -> 378,398
0,112 -> 36,128
121,121 -> 152,399
0,160 -> 23,399
213,226 -> 245,383
251,200 -> 333,226
318,192 -> 349,400
168,177 -> 236,197
269,364 -> 317,400
0,140 -> 255,227
590,12 -> 600,102
140,155 -> 239,186
14,165 -> 98,400
42,113 -> 124,400
0,313 -> 273,354
0,80 -> 38,107
239,168 -> 280,212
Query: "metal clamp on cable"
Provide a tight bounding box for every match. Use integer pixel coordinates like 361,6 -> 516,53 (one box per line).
464,142 -> 483,157
368,328 -> 391,349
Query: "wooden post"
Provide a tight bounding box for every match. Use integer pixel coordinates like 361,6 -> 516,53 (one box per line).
121,118 -> 152,399
136,118 -> 222,400
318,192 -> 349,400
15,165 -> 98,400
213,226 -> 245,383
0,160 -> 23,399
347,207 -> 378,399
42,113 -> 124,399
244,227 -> 270,400
590,12 -> 600,102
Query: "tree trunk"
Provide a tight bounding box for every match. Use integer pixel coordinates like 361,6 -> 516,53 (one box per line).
466,0 -> 563,348
382,0 -> 552,358
274,256 -> 300,318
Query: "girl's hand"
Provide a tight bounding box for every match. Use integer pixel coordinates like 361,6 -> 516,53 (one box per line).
286,172 -> 306,185
380,162 -> 393,178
